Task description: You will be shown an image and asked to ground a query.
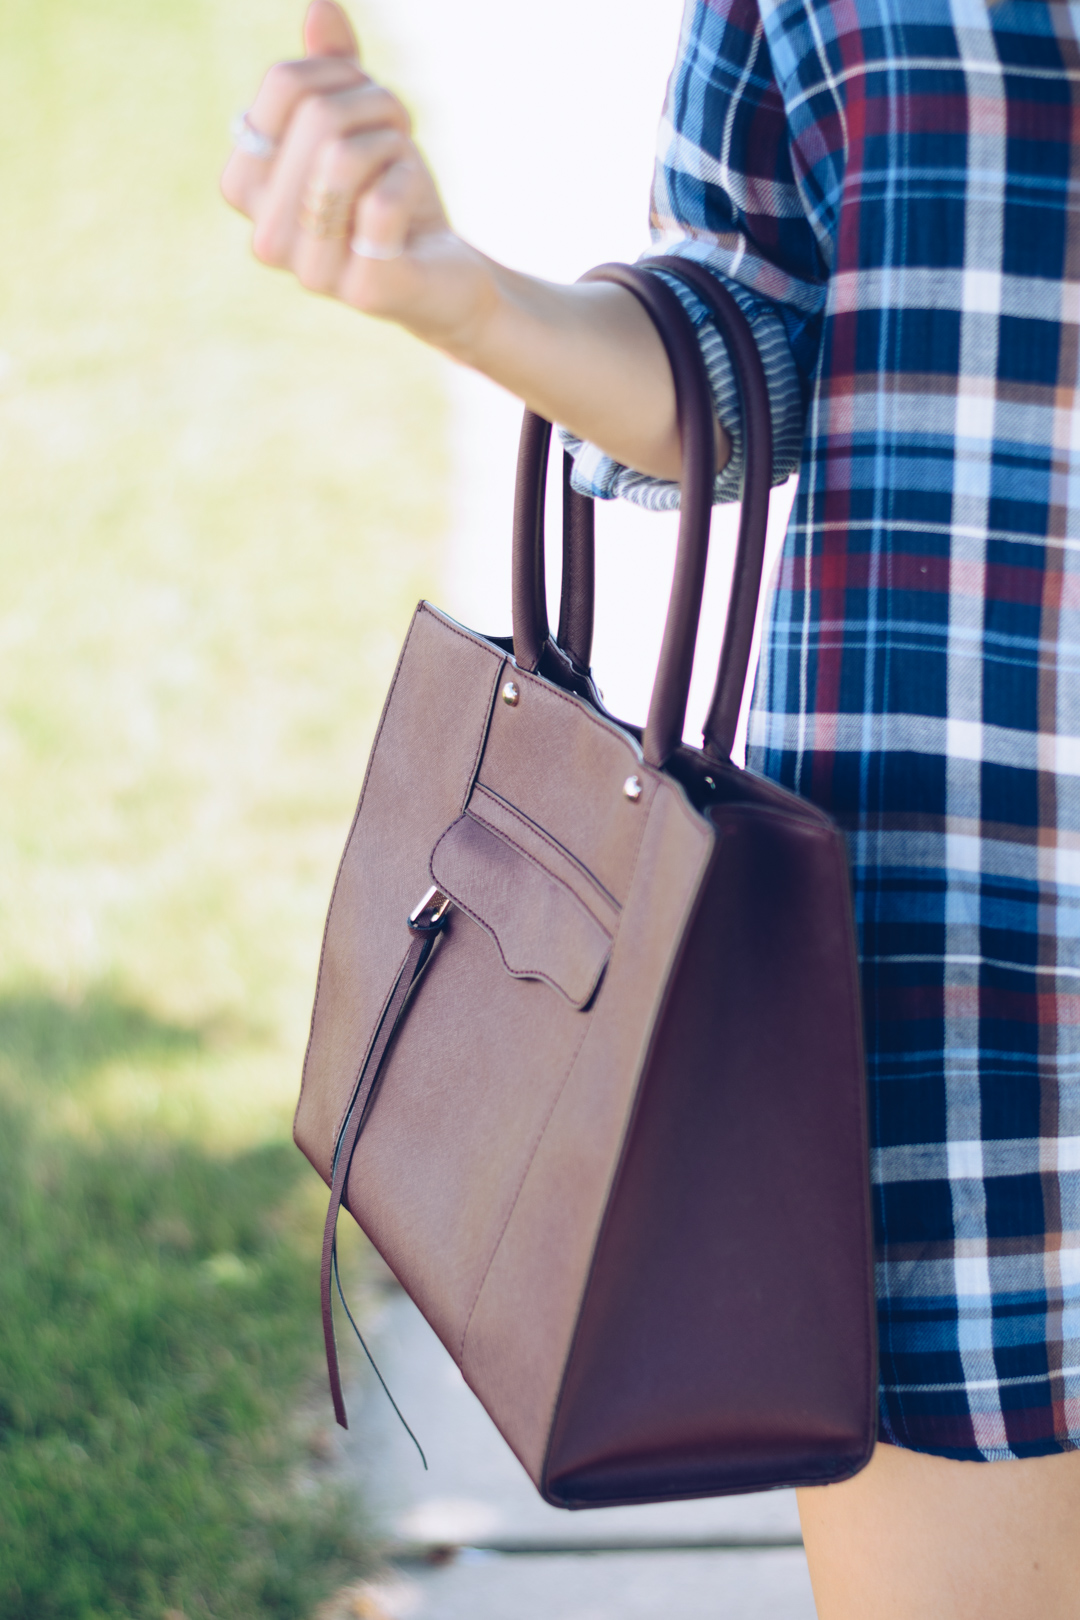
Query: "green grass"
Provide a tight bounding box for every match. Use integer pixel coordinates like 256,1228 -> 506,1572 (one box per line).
0,0 -> 448,1611
0,1001 -> 367,1620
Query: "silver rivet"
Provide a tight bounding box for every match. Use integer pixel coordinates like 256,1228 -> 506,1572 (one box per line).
502,681 -> 520,707
623,774 -> 643,803
704,775 -> 716,789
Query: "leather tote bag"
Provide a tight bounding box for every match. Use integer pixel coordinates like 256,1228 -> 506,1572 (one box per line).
294,258 -> 877,1507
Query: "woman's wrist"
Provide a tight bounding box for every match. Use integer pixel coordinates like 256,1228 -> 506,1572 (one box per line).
448,266 -> 721,484
374,247 -> 731,487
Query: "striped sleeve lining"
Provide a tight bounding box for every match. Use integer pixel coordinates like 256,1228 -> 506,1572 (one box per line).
558,265 -> 804,511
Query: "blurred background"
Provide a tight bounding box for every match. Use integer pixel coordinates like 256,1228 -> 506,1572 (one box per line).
0,0 -> 796,1615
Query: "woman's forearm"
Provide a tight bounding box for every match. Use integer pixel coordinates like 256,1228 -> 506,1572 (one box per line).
446,260 -> 730,483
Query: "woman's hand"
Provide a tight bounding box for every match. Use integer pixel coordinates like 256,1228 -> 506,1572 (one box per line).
221,0 -> 499,355
222,0 -> 727,483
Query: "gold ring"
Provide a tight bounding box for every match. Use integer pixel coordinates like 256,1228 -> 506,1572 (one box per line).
299,183 -> 354,241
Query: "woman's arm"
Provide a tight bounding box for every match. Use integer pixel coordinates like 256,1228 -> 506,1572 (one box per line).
221,0 -> 732,483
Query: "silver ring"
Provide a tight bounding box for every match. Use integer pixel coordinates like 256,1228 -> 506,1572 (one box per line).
231,110 -> 277,161
350,235 -> 405,261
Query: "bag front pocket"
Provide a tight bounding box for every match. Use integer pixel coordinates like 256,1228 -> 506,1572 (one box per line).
430,798 -> 616,1010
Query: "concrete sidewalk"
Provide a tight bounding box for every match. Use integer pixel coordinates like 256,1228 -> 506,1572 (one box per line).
323,1278 -> 818,1620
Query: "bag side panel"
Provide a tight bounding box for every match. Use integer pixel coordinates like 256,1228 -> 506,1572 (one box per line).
544,808 -> 876,1505
294,605 -> 503,1183
458,784 -> 713,1484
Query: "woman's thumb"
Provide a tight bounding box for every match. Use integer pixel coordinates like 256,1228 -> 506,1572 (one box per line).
303,0 -> 359,59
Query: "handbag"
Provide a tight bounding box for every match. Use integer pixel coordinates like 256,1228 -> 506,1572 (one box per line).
294,258 -> 877,1507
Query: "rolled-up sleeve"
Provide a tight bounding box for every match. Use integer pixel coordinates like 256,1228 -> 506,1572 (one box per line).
561,0 -> 828,509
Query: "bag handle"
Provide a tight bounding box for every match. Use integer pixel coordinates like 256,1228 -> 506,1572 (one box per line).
511,419 -> 596,676
557,451 -> 595,674
511,258 -> 772,767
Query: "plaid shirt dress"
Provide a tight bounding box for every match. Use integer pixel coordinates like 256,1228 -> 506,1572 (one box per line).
568,0 -> 1080,1461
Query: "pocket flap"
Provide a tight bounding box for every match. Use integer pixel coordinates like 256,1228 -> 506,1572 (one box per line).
430,813 -> 613,1009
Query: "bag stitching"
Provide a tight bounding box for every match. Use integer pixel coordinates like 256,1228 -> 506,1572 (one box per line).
469,785 -> 621,920
296,603 -> 502,1150
463,803 -> 616,937
294,606 -> 424,1144
429,818 -> 609,1008
461,659 -> 506,815
420,604 -> 726,854
423,603 -> 647,766
537,795 -> 712,1469
421,607 -> 723,866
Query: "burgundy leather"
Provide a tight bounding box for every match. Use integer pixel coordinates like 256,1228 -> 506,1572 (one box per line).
431,811 -> 613,1009
557,453 -> 595,675
511,435 -> 594,678
515,262 -> 774,762
644,257 -> 774,761
545,791 -> 871,1501
512,413 -> 552,673
296,259 -> 877,1503
580,264 -> 719,769
318,916 -> 443,1427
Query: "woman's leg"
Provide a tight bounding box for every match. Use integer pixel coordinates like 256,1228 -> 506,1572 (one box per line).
797,1441 -> 1080,1620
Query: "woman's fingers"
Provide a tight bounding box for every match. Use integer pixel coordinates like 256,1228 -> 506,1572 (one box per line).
223,5 -> 364,220
291,128 -> 411,292
224,4 -> 479,344
251,78 -> 412,266
221,55 -> 366,216
303,0 -> 359,59
252,56 -> 372,139
341,158 -> 450,315
352,158 -> 426,265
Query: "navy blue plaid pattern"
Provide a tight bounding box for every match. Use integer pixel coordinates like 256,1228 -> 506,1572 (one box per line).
571,0 -> 1080,1459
